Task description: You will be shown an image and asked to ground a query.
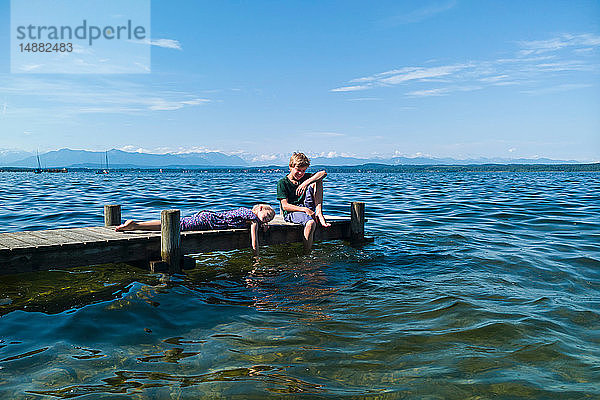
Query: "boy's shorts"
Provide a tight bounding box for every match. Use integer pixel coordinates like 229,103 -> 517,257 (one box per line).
284,185 -> 316,226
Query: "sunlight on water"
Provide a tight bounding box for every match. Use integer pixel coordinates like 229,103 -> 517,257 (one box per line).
0,171 -> 599,398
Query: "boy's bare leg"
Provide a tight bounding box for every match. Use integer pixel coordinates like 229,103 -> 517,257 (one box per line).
311,181 -> 331,228
115,220 -> 161,232
303,219 -> 316,253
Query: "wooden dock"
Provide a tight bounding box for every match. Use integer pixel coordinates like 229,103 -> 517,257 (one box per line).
0,203 -> 367,275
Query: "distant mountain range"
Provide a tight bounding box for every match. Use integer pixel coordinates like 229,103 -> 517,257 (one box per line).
0,149 -> 35,164
0,148 -> 589,168
6,149 -> 248,169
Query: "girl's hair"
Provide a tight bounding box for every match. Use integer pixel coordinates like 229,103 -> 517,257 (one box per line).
289,152 -> 310,168
252,204 -> 275,221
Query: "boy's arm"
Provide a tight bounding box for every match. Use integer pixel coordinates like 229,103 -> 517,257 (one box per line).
280,199 -> 315,216
250,221 -> 260,256
296,170 -> 327,196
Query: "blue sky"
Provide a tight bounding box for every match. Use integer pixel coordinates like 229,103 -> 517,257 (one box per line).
1,0 -> 599,162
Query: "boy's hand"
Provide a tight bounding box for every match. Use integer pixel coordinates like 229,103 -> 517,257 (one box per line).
304,207 -> 315,217
296,182 -> 308,196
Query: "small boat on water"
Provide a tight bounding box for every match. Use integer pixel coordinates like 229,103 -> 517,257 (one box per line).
95,151 -> 109,174
33,150 -> 42,174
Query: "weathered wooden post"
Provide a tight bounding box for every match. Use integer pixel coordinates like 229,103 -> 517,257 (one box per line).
161,209 -> 182,274
104,205 -> 121,227
350,202 -> 365,243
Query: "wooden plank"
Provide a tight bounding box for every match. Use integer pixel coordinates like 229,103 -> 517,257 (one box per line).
3,232 -> 42,247
49,229 -> 104,244
6,232 -> 56,247
1,238 -> 162,275
0,238 -> 13,250
75,227 -> 116,241
74,228 -> 111,238
87,226 -> 159,240
14,231 -> 63,247
0,234 -> 33,249
83,226 -> 131,241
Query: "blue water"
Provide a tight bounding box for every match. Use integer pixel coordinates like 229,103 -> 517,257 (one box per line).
0,171 -> 599,398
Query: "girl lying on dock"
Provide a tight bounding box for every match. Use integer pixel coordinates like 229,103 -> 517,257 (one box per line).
115,204 -> 275,255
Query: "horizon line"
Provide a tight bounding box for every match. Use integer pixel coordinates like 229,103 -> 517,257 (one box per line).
0,147 -> 597,164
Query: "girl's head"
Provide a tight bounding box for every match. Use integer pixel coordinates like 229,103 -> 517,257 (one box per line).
252,204 -> 275,223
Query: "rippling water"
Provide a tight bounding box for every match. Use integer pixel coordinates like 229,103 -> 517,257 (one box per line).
1,171 -> 599,399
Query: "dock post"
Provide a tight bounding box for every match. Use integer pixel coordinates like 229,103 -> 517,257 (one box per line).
161,209 -> 182,274
104,205 -> 121,227
350,202 -> 365,243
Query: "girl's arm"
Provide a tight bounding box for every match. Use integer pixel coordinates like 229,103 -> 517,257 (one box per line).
250,221 -> 260,256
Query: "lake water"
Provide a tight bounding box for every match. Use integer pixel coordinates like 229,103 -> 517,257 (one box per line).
0,171 -> 599,399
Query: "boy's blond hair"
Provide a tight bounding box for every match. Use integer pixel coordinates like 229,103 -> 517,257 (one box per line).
289,152 -> 310,168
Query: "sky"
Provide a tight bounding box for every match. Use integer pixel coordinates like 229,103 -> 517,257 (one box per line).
0,0 -> 599,162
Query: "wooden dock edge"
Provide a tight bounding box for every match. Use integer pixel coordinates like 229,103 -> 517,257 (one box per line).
0,202 -> 370,275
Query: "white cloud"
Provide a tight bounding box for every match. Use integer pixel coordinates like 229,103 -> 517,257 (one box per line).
407,88 -> 449,97
118,145 -> 223,154
379,65 -> 467,85
251,153 -> 280,162
346,97 -> 382,101
520,83 -> 593,95
70,44 -> 93,55
332,65 -> 469,92
148,98 -> 210,111
0,76 -> 213,116
142,38 -> 182,50
134,62 -> 151,72
172,146 -> 222,154
534,61 -> 594,72
407,85 -> 481,97
331,33 -> 600,98
331,85 -> 370,92
518,33 -> 600,55
119,145 -> 150,153
382,0 -> 457,26
312,151 -> 357,158
20,64 -> 44,72
347,64 -> 468,85
393,150 -> 435,158
479,74 -> 509,83
303,132 -> 346,137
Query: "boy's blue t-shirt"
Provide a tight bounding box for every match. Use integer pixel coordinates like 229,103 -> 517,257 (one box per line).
276,173 -> 313,216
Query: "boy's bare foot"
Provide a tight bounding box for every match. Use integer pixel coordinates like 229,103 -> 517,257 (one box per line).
317,214 -> 331,228
115,220 -> 136,232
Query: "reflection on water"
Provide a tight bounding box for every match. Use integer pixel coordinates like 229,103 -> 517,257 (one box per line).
0,171 -> 599,398
27,365 -> 328,398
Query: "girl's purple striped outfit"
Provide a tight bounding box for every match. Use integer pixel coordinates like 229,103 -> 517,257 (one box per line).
180,207 -> 259,231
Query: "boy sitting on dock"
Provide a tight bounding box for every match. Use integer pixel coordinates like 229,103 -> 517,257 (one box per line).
277,152 -> 331,252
